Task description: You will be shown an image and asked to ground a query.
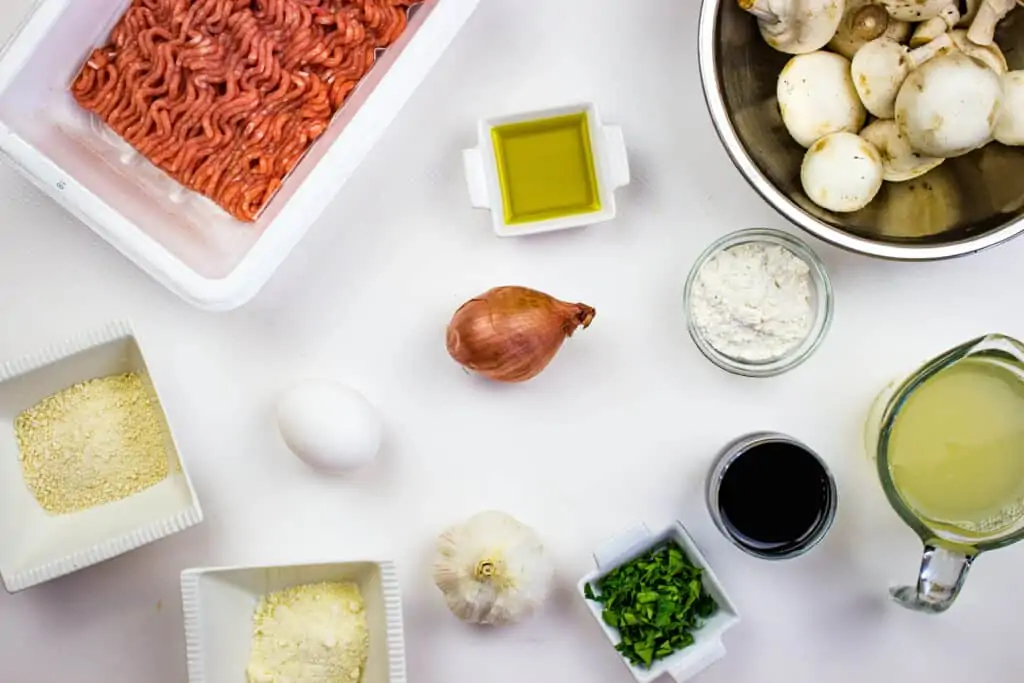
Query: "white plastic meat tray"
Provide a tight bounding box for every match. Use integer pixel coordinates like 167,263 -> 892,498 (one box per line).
0,320 -> 203,593
181,560 -> 406,683
0,0 -> 480,310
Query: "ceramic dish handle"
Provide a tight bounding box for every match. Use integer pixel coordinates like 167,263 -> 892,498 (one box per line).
668,638 -> 727,682
462,147 -> 491,209
602,125 -> 631,190
593,523 -> 652,570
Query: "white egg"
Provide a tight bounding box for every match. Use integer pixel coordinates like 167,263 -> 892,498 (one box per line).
277,380 -> 382,473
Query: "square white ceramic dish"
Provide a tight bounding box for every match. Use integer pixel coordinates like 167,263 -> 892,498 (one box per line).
0,0 -> 480,310
181,560 -> 406,683
578,521 -> 741,683
0,320 -> 203,593
462,102 -> 630,236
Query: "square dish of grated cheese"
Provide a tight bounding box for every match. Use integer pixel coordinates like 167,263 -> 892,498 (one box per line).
247,581 -> 369,683
180,560 -> 407,683
0,320 -> 202,593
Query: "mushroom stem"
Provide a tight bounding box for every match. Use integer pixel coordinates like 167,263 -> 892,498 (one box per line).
910,4 -> 961,46
909,31 -> 956,66
738,0 -> 782,22
967,0 -> 1017,45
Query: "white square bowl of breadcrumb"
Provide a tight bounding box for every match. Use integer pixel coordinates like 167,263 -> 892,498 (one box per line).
0,320 -> 202,592
180,560 -> 406,683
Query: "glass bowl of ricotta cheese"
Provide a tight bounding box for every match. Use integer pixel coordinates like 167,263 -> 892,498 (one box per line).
683,228 -> 834,378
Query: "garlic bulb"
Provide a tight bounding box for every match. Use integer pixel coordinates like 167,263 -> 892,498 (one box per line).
432,511 -> 554,626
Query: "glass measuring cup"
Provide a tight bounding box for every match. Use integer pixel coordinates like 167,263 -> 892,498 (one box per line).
865,333 -> 1024,614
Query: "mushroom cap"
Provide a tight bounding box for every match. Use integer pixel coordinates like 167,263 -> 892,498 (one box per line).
994,71 -> 1024,145
860,118 -> 944,181
760,0 -> 846,54
949,29 -> 1008,74
829,0 -> 910,59
801,131 -> 884,212
778,51 -> 866,147
852,37 -> 911,119
895,51 -> 1003,157
883,0 -> 955,21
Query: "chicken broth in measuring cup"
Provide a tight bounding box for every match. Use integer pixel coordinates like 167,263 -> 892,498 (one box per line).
868,334 -> 1024,613
886,355 -> 1024,537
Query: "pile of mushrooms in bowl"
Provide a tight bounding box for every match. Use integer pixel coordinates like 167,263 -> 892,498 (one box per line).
699,0 -> 1024,259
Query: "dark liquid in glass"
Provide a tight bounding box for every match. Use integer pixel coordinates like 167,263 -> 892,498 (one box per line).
717,441 -> 832,555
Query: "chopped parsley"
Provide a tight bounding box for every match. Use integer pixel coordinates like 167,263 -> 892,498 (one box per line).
584,543 -> 717,668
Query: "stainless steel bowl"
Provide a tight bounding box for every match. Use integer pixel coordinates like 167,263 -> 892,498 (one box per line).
697,1 -> 1024,260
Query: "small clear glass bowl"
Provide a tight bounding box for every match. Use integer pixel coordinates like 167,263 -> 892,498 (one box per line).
683,228 -> 834,378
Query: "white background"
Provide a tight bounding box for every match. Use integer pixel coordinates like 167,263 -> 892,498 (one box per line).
1,1 -> 1023,682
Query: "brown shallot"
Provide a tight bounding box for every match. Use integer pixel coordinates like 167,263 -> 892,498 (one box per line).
446,286 -> 596,383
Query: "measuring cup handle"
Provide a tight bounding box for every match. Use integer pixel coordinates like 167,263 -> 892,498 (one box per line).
890,544 -> 976,614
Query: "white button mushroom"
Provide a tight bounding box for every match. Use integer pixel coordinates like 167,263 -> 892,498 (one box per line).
883,0 -> 958,20
778,51 -> 866,147
909,4 -> 961,46
851,34 -> 954,119
801,131 -> 884,212
860,118 -> 944,181
967,0 -> 1021,45
949,28 -> 1008,74
894,50 -> 1004,158
828,0 -> 910,59
994,71 -> 1024,145
738,0 -> 846,54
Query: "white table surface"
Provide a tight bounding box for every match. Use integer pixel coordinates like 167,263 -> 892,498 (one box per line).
2,1 -> 1024,682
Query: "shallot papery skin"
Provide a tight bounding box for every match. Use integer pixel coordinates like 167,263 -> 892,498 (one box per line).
446,286 -> 596,383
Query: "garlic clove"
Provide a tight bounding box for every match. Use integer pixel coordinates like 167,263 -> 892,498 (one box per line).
860,118 -> 944,182
801,131 -> 884,212
778,51 -> 865,148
